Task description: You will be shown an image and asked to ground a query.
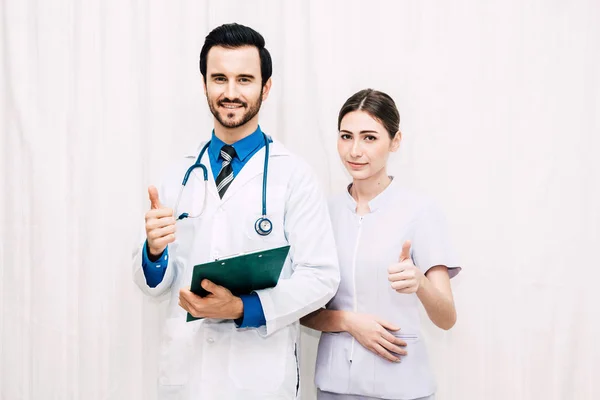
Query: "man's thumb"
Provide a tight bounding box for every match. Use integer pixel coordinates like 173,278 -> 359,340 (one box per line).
148,185 -> 162,209
399,240 -> 412,262
201,279 -> 216,293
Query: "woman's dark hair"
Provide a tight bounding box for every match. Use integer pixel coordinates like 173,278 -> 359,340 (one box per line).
338,89 -> 400,139
199,23 -> 272,87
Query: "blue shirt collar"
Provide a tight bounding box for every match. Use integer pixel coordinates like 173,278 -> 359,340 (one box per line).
208,125 -> 265,162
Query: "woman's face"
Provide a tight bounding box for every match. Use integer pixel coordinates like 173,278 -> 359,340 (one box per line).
337,110 -> 400,181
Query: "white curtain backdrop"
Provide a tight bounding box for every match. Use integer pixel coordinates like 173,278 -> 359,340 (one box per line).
1,0 -> 599,399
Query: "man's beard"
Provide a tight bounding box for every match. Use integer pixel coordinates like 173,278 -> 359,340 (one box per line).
208,90 -> 263,129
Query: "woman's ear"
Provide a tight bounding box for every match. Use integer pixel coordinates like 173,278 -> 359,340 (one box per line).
390,130 -> 402,152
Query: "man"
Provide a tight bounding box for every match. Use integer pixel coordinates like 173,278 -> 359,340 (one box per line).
132,23 -> 340,400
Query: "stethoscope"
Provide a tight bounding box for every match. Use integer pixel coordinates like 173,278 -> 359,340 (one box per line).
173,133 -> 273,236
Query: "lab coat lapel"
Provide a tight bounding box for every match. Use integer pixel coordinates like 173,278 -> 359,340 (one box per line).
189,142 -> 219,201
187,139 -> 288,205
219,146 -> 265,204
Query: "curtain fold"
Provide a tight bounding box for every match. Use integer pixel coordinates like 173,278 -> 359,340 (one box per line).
1,1 -> 598,399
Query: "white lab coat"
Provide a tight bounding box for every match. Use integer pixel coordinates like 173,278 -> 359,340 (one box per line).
132,139 -> 340,400
315,178 -> 460,400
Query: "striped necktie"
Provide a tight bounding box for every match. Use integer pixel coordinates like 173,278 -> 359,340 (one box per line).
216,144 -> 236,198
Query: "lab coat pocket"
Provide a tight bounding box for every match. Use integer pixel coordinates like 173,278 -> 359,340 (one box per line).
159,318 -> 193,387
244,187 -> 287,245
228,327 -> 287,392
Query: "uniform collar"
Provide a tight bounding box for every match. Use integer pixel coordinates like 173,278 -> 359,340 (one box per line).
185,130 -> 288,159
344,176 -> 398,213
208,125 -> 264,162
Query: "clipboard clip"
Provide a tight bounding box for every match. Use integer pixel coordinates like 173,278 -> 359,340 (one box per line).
215,248 -> 262,262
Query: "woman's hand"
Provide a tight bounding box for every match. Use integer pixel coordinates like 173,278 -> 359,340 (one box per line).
343,312 -> 407,362
388,241 -> 458,330
388,240 -> 425,294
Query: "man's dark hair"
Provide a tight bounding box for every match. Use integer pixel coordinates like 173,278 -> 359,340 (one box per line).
199,23 -> 272,86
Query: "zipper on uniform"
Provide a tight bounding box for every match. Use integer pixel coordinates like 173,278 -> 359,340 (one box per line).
349,216 -> 363,363
294,343 -> 300,397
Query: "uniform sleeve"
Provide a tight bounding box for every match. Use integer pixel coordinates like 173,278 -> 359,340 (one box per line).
141,241 -> 169,288
412,201 -> 462,278
234,293 -> 267,328
131,163 -> 181,297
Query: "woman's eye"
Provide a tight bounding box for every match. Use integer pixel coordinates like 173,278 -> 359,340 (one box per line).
340,134 -> 352,140
365,135 -> 377,141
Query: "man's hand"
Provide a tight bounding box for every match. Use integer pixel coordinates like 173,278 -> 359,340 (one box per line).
145,185 -> 176,257
388,240 -> 425,294
179,280 -> 244,320
344,312 -> 407,363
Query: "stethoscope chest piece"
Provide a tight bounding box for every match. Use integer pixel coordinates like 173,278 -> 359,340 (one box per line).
255,217 -> 273,236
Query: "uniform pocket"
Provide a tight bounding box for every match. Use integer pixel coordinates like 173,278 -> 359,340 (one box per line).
392,332 -> 420,343
315,332 -> 339,369
315,332 -> 351,392
374,332 -> 435,398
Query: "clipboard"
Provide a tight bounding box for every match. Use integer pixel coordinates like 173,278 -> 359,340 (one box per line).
187,245 -> 291,322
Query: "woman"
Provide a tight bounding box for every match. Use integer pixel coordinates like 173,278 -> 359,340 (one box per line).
302,89 -> 461,400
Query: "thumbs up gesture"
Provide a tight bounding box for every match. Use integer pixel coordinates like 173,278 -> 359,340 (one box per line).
145,185 -> 176,258
387,241 -> 424,294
